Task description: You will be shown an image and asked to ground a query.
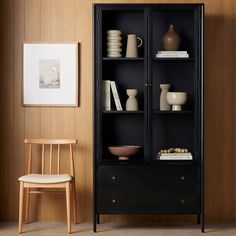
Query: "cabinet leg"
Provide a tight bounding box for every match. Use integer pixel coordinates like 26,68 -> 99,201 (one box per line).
93,214 -> 97,232
96,214 -> 100,224
197,214 -> 200,224
201,214 -> 205,233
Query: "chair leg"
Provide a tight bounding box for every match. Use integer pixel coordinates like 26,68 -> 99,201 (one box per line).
25,188 -> 30,223
19,182 -> 24,233
72,179 -> 77,224
66,182 -> 71,234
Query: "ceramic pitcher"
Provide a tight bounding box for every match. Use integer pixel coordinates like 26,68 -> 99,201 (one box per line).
126,34 -> 143,58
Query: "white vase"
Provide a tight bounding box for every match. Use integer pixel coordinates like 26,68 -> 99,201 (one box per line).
126,89 -> 138,111
160,84 -> 171,111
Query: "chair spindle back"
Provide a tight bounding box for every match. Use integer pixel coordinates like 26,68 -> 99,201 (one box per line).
24,139 -> 77,176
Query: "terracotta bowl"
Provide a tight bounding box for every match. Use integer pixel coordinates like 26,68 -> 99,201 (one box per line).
108,145 -> 141,160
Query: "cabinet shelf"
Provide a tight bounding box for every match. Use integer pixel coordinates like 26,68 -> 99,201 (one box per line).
97,160 -> 146,165
151,160 -> 200,165
153,57 -> 194,62
103,57 -> 144,61
154,110 -> 194,114
103,110 -> 144,114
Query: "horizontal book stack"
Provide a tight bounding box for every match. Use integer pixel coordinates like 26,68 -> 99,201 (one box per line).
157,153 -> 193,160
102,80 -> 123,111
157,148 -> 193,160
156,51 -> 189,58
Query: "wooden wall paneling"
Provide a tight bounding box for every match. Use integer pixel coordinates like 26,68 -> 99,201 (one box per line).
0,0 -> 14,220
38,0 -> 53,221
24,0 -> 42,222
233,0 -> 236,222
210,0 -> 234,222
41,0 -> 77,222
11,0 -> 26,221
76,0 -> 93,222
74,0 -> 88,222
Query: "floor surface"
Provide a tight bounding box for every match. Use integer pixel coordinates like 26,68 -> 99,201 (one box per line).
1,222 -> 236,236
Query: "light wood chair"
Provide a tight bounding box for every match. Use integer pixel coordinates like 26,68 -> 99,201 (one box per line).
18,139 -> 78,234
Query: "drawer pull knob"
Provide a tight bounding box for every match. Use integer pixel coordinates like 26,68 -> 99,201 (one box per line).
112,176 -> 116,180
181,199 -> 185,204
112,199 -> 117,204
181,176 -> 186,181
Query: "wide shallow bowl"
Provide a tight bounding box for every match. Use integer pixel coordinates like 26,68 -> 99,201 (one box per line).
108,145 -> 141,160
166,92 -> 187,111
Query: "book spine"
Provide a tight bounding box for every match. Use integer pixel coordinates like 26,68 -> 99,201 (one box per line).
158,50 -> 188,54
110,81 -> 123,111
156,54 -> 189,58
158,156 -> 193,160
161,153 -> 192,156
102,80 -> 111,111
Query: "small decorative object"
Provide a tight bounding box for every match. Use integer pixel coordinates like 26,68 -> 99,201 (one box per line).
157,147 -> 192,160
166,92 -> 187,111
126,89 -> 138,111
107,30 -> 122,57
108,145 -> 141,160
160,84 -> 171,111
126,34 -> 143,58
162,24 -> 181,51
23,43 -> 78,106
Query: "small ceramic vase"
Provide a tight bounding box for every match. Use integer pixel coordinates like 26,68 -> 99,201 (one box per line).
126,89 -> 138,111
162,24 -> 181,51
160,84 -> 171,111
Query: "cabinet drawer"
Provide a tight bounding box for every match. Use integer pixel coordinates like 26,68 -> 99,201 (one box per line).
96,165 -> 200,214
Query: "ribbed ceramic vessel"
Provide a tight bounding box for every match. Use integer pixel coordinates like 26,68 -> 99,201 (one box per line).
107,30 -> 122,57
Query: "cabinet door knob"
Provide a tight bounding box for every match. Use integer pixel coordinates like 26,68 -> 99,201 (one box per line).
180,176 -> 186,181
112,176 -> 116,180
112,199 -> 117,204
181,199 -> 185,204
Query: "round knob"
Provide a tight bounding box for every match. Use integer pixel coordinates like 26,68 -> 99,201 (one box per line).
181,176 -> 186,181
181,199 -> 185,204
112,199 -> 117,204
112,176 -> 116,181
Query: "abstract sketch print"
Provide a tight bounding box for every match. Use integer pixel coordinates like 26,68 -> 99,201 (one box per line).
39,60 -> 60,89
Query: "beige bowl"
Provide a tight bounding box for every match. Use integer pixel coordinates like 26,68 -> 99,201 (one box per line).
108,145 -> 141,160
166,92 -> 187,111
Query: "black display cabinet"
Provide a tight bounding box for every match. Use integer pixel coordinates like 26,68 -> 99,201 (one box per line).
94,4 -> 204,232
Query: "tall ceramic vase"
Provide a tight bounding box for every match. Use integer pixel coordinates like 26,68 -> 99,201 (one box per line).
160,84 -> 171,111
126,89 -> 138,111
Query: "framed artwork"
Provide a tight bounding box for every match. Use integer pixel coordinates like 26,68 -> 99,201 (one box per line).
23,43 -> 78,106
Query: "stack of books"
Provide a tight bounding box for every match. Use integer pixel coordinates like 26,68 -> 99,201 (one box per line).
155,51 -> 189,58
157,152 -> 193,160
102,80 -> 123,111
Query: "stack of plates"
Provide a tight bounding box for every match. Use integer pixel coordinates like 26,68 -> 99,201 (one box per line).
107,30 -> 122,58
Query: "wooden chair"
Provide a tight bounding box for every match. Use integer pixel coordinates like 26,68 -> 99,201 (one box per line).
18,139 -> 77,234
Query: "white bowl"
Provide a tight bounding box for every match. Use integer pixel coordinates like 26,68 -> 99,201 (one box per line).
166,92 -> 187,111
126,89 -> 138,97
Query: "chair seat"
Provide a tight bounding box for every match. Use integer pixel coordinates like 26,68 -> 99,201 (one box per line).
18,174 -> 72,184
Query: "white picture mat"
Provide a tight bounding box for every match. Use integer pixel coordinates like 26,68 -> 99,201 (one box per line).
23,43 -> 78,106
